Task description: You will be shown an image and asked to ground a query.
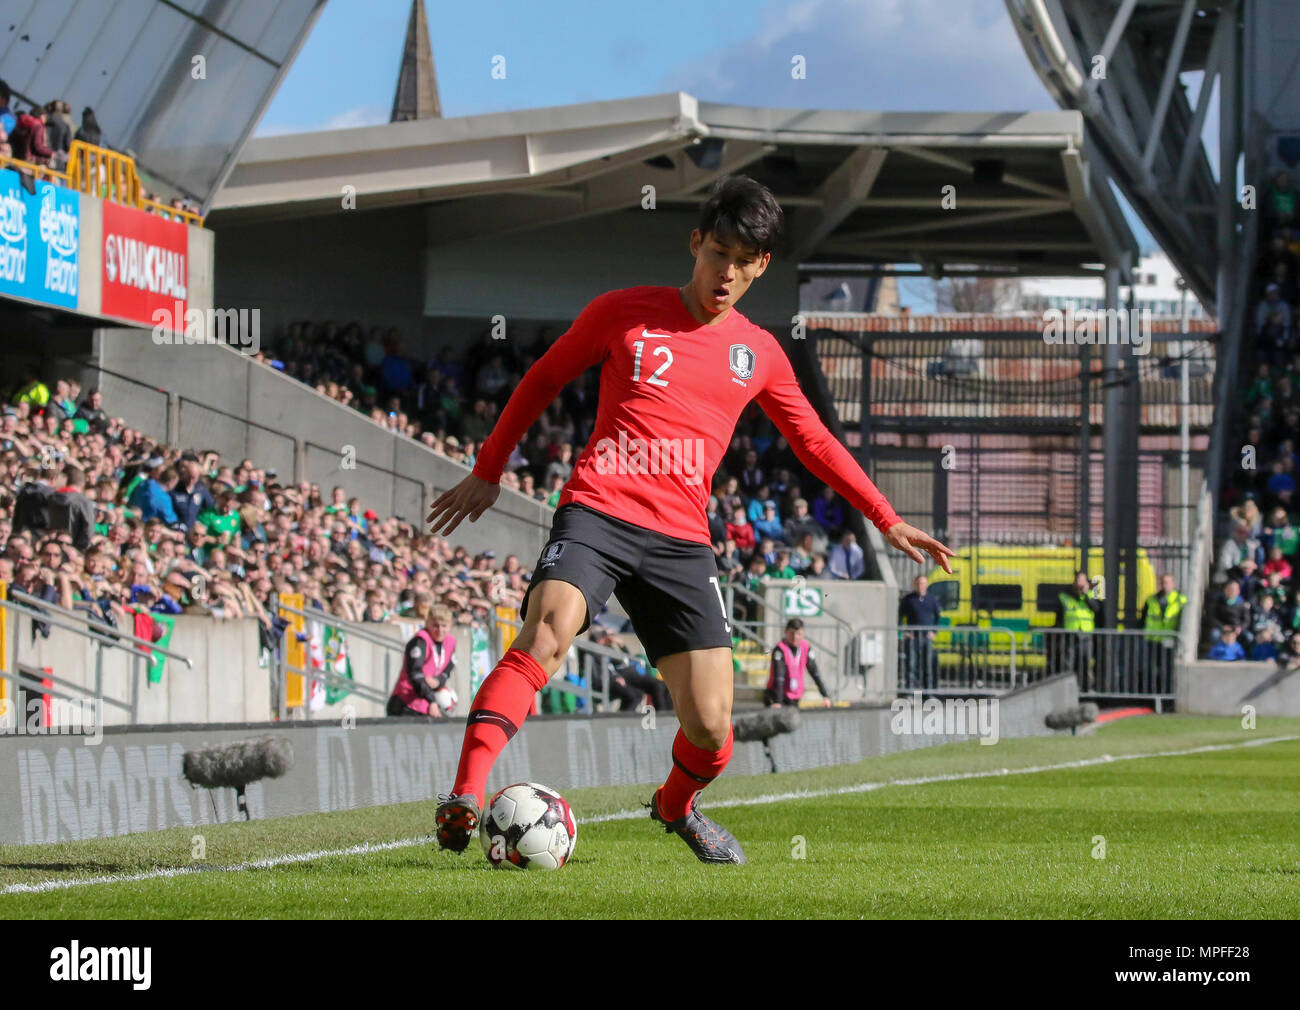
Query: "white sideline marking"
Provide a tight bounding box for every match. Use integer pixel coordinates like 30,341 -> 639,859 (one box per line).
4,734 -> 1297,896
582,733 -> 1300,823
0,836 -> 435,896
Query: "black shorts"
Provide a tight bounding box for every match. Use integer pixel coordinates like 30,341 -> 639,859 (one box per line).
520,503 -> 734,667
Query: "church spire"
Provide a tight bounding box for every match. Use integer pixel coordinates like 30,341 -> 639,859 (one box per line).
390,0 -> 441,122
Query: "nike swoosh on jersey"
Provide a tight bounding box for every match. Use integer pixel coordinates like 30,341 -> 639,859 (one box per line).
641,329 -> 672,339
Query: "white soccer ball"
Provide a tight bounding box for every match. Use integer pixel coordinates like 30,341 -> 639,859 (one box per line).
433,686 -> 457,715
480,782 -> 577,870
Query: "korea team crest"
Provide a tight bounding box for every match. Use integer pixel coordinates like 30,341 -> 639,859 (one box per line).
541,541 -> 566,566
729,343 -> 755,380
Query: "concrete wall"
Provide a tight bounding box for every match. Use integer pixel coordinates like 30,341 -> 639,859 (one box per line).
752,578 -> 896,700
212,205 -> 427,344
85,328 -> 553,560
0,606 -> 478,728
1177,660 -> 1300,716
210,203 -> 800,363
0,673 -> 1077,844
423,205 -> 799,335
6,613 -> 266,727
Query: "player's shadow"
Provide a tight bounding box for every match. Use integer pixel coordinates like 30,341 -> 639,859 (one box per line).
4,861 -> 136,872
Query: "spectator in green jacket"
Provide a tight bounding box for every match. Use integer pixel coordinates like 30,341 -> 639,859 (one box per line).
197,491 -> 242,544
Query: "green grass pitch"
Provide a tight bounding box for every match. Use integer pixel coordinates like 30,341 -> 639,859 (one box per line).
2,715 -> 1298,919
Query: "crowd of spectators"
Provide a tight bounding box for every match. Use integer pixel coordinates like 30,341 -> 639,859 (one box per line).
266,317 -> 864,594
1212,169 -> 1300,663
0,372 -> 539,656
0,78 -> 199,218
2,78 -> 99,173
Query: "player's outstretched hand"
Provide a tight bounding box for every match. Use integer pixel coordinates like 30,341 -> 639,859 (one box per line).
426,473 -> 500,538
884,521 -> 955,574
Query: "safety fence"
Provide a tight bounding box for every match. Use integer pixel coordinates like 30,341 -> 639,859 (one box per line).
0,585 -> 194,727
848,623 -> 1179,707
0,140 -> 203,224
271,596 -> 398,721
269,599 -> 631,720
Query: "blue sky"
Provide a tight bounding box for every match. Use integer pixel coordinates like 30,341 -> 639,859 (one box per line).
258,0 -> 1223,296
259,0 -> 1062,132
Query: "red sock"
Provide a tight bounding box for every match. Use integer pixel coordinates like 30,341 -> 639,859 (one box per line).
452,648 -> 550,805
656,726 -> 734,821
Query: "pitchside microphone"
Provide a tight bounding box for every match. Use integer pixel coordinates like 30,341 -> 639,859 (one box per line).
732,707 -> 801,774
1045,703 -> 1101,733
182,736 -> 294,820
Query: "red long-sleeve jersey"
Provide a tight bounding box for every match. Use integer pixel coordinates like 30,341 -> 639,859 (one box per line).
472,286 -> 901,546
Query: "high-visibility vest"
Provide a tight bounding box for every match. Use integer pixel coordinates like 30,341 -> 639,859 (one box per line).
1059,591 -> 1095,632
13,381 -> 49,406
1143,591 -> 1186,640
390,629 -> 455,715
768,639 -> 811,701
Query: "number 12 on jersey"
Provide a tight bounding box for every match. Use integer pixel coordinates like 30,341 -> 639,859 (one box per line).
631,340 -> 672,387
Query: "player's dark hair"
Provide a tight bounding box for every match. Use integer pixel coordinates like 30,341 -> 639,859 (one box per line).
697,175 -> 783,254
785,618 -> 804,631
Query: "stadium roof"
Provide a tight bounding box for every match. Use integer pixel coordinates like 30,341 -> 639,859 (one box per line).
0,0 -> 325,212
212,92 -> 1139,281
1005,0 -> 1228,310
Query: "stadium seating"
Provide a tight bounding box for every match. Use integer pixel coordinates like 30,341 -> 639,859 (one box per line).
1207,170 -> 1300,663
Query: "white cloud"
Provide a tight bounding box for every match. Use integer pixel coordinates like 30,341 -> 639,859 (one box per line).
665,0 -> 1051,111
254,103 -> 389,138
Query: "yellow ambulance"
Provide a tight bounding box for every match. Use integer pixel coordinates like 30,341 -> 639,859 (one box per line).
919,545 -> 1158,670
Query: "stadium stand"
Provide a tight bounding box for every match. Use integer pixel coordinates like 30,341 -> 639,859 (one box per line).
1209,169 -> 1300,662
266,318 -> 859,583
0,77 -> 202,224
0,377 -> 526,645
0,364 -> 848,714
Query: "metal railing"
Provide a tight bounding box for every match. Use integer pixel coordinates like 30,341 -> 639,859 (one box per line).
304,440 -> 429,524
1,141 -> 204,225
275,603 -> 624,718
857,624 -> 1021,695
271,596 -> 399,720
0,154 -> 68,185
60,359 -> 432,521
65,356 -> 173,443
0,587 -> 193,724
721,578 -> 859,695
487,613 -> 618,715
1033,627 -> 1180,708
180,396 -> 300,483
854,623 -> 1179,705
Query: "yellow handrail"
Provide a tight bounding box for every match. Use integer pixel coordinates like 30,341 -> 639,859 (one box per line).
1,140 -> 203,226
139,196 -> 205,227
0,154 -> 68,186
65,140 -> 139,205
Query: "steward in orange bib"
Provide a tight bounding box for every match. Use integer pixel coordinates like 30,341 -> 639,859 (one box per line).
764,617 -> 831,707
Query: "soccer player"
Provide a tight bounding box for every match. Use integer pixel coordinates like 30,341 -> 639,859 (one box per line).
427,175 -> 952,864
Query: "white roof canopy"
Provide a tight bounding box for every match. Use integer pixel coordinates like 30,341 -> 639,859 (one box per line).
214,91 -> 1137,279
